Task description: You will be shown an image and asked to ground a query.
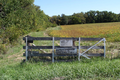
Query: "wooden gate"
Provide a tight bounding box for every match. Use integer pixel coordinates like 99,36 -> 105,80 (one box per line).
23,35 -> 106,62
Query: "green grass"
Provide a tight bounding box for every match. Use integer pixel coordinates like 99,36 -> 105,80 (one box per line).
0,25 -> 120,80
0,58 -> 120,80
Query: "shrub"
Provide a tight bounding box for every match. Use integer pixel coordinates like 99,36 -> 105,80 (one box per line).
0,44 -> 7,54
51,23 -> 57,27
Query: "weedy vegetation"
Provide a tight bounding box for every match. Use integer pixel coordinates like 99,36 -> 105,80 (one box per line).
0,23 -> 120,80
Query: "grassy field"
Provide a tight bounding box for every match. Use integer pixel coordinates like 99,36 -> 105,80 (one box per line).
0,24 -> 120,80
49,22 -> 120,42
0,59 -> 120,80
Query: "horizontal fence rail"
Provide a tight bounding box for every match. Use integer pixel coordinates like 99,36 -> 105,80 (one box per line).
23,35 -> 106,62
23,53 -> 104,57
23,46 -> 104,49
23,36 -> 103,41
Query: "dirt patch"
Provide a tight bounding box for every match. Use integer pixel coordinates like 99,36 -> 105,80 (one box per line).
7,54 -> 18,59
44,32 -> 48,37
15,56 -> 25,61
7,49 -> 25,61
55,41 -> 60,45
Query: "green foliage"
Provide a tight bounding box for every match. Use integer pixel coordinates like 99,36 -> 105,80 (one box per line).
71,16 -> 81,24
50,10 -> 120,25
0,43 -> 7,54
118,14 -> 120,21
60,14 -> 68,25
85,10 -> 97,23
72,12 -> 86,24
0,26 -> 120,79
51,23 -> 57,27
50,16 -> 57,24
5,25 -> 23,42
0,0 -> 53,54
0,59 -> 120,79
85,11 -> 119,23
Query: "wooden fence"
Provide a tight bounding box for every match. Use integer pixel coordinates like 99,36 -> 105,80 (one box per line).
23,35 -> 106,62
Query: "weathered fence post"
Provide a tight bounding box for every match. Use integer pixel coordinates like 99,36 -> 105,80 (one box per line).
52,37 -> 55,62
26,37 -> 28,61
104,38 -> 106,58
78,37 -> 80,61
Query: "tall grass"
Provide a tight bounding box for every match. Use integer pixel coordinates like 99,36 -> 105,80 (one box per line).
0,58 -> 120,80
0,25 -> 120,80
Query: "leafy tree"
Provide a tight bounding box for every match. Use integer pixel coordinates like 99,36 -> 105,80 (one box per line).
108,12 -> 118,22
50,16 -> 57,24
67,16 -> 72,24
96,11 -> 102,23
78,12 -> 86,24
0,0 -> 53,54
60,14 -> 68,25
71,16 -> 81,24
118,13 -> 120,21
85,10 -> 97,23
56,15 -> 61,25
72,12 -> 86,24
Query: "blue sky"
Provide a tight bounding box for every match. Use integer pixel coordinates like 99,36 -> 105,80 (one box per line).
34,0 -> 120,17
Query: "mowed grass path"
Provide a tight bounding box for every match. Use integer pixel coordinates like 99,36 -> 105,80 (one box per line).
50,22 -> 120,42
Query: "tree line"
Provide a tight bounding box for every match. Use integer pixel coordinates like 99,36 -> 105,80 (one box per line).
50,11 -> 120,25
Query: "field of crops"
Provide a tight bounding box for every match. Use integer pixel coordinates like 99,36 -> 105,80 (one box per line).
49,22 -> 120,42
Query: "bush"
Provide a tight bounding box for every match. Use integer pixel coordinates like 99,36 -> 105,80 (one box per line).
0,0 -> 55,55
5,26 -> 22,43
0,44 -> 7,54
36,27 -> 46,32
51,23 -> 57,27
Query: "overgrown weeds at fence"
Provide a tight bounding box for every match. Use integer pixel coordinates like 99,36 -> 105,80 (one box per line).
0,58 -> 120,80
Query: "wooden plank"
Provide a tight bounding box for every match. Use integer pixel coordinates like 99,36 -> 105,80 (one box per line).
23,37 -> 78,41
23,46 -> 52,49
54,54 -> 77,57
55,46 -> 75,49
25,51 -> 39,54
80,38 -> 103,41
23,37 -> 103,41
23,46 -> 104,49
23,53 -> 52,57
23,53 -> 104,57
23,37 -> 52,41
24,41 -> 33,43
84,53 -> 104,56
79,46 -> 104,49
23,52 -> 77,57
54,37 -> 78,40
56,47 -> 77,54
